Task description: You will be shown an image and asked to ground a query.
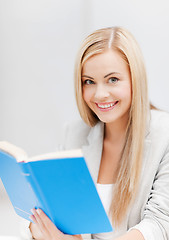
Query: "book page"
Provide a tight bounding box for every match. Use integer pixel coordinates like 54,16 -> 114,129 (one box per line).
0,141 -> 28,162
28,149 -> 83,162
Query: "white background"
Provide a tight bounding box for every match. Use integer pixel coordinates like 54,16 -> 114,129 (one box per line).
0,0 -> 169,236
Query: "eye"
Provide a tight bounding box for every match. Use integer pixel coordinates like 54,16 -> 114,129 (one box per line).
108,77 -> 119,84
83,79 -> 95,85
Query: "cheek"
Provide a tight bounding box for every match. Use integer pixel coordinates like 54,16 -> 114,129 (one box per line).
82,87 -> 93,104
114,86 -> 132,107
120,84 -> 132,101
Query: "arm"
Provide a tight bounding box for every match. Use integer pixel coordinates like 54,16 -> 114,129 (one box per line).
30,209 -> 145,240
116,230 -> 144,240
123,145 -> 169,240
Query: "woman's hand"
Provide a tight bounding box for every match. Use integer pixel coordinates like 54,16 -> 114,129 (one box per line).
30,208 -> 83,240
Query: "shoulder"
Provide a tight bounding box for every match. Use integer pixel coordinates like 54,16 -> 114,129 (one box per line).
149,109 -> 169,134
64,119 -> 91,138
150,109 -> 169,124
62,119 -> 92,149
147,109 -> 169,148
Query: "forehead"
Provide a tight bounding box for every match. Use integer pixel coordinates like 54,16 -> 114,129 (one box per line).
82,49 -> 129,75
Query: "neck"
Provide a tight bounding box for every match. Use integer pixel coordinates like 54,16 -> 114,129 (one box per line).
104,117 -> 129,143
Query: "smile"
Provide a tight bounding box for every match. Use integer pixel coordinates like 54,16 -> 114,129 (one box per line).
96,101 -> 119,111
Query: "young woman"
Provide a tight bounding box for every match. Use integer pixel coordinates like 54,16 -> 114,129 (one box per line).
22,27 -> 169,240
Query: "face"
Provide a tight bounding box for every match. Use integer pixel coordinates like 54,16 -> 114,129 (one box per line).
82,49 -> 132,127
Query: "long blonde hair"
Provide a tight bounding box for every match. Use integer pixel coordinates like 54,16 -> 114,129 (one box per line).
74,27 -> 150,225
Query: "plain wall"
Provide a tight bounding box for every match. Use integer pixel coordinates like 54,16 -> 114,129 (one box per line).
0,0 -> 90,235
0,0 -> 169,236
0,0 -> 90,156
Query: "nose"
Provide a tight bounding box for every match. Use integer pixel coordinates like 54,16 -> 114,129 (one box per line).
94,84 -> 110,101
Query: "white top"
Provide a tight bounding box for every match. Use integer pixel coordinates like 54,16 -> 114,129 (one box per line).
92,183 -> 120,240
96,183 -> 114,217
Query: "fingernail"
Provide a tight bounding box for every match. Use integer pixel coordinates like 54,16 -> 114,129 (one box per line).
36,209 -> 41,215
31,208 -> 35,214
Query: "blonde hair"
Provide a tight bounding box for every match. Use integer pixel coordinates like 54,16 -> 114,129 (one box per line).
74,27 -> 150,225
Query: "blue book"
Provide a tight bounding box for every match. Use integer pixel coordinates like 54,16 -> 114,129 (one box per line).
0,141 -> 112,235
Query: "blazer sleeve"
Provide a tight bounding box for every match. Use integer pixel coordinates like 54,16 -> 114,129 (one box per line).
130,145 -> 169,240
19,218 -> 33,239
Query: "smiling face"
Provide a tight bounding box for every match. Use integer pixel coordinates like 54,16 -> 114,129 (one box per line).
82,49 -> 132,127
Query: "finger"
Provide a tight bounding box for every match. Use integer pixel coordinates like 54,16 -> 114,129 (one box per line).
31,208 -> 46,229
36,208 -> 64,238
29,218 -> 44,240
29,214 -> 36,224
31,208 -> 50,236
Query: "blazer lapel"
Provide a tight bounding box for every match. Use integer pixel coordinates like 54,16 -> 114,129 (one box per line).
82,122 -> 104,184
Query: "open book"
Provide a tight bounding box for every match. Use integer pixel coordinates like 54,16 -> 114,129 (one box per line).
0,141 -> 112,235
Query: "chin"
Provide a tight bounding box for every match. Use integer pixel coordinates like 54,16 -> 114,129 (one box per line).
97,117 -> 117,124
96,112 -> 128,125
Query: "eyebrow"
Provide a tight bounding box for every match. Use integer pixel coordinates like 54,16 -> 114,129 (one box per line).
82,72 -> 120,79
81,75 -> 94,79
104,72 -> 120,78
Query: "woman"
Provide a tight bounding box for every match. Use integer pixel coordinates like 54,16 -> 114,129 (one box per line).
23,27 -> 169,239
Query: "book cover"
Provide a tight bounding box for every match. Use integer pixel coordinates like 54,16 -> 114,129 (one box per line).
0,141 -> 113,235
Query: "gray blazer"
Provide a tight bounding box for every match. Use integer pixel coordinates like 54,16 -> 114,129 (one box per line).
62,109 -> 169,240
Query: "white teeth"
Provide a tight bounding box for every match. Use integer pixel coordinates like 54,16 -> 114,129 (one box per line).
98,102 -> 116,109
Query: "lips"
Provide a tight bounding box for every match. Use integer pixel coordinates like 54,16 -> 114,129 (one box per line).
96,101 -> 119,111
